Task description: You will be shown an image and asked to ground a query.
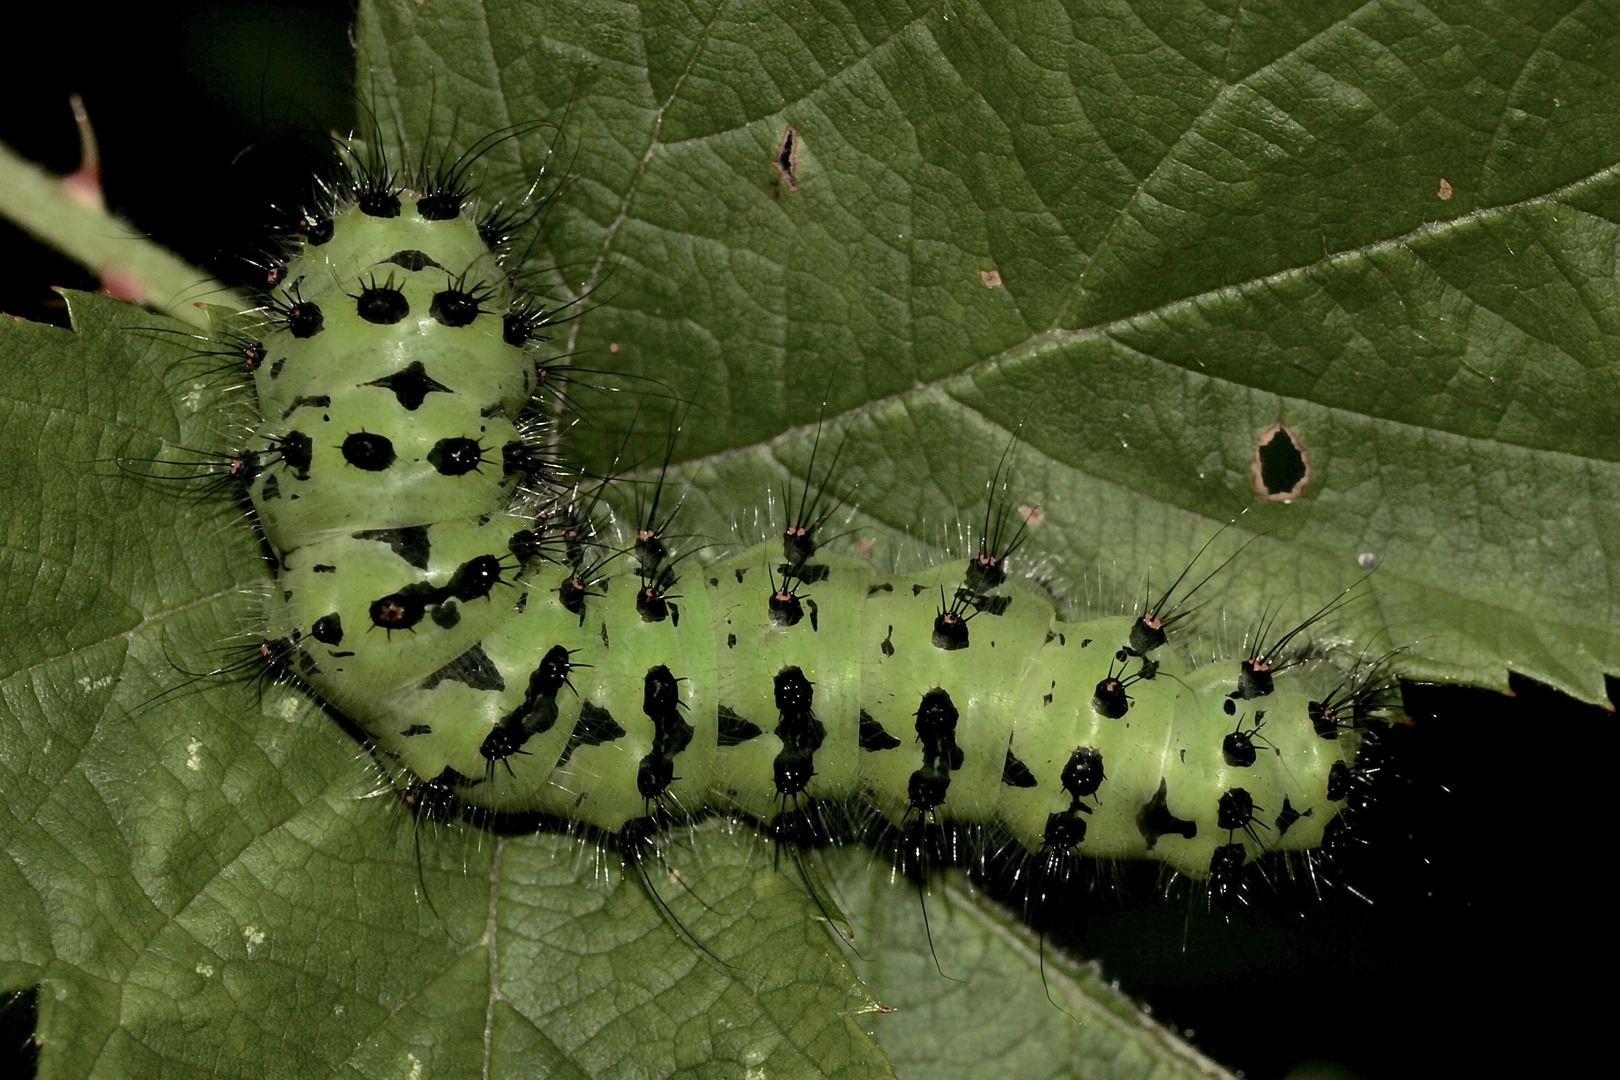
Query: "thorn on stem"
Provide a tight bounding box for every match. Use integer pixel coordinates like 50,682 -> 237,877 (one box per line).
62,94 -> 105,211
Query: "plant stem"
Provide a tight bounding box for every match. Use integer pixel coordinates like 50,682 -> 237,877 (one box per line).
0,139 -> 243,328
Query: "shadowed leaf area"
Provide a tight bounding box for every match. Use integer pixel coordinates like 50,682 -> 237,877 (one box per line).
1,1 -> 1616,1078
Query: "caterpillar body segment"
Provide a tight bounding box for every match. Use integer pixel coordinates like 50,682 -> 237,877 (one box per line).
269,515 -> 534,710
1000,620 -> 1189,863
854,556 -> 1056,831
243,174 -> 1371,884
707,547 -> 874,820
247,203 -> 533,552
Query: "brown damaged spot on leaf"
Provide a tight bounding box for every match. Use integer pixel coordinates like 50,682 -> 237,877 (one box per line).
980,269 -> 1002,288
1438,177 -> 1453,200
1251,422 -> 1310,502
774,125 -> 800,192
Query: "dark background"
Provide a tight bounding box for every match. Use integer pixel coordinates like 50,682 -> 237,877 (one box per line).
0,3 -> 1608,1078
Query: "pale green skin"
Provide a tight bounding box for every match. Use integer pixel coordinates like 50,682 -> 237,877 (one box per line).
252,202 -> 1356,880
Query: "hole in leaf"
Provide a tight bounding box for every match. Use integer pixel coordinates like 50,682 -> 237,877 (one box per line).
1252,422 -> 1309,501
774,125 -> 800,192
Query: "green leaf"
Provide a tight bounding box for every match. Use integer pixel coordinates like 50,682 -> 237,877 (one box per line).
820,850 -> 1233,1080
358,0 -> 1618,703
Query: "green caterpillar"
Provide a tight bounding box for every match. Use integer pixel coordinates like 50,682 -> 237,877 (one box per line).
224,148 -> 1385,897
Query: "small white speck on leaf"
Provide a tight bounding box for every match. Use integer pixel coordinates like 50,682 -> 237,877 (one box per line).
195,964 -> 213,977
1358,552 -> 1378,569
243,925 -> 265,954
185,739 -> 203,771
